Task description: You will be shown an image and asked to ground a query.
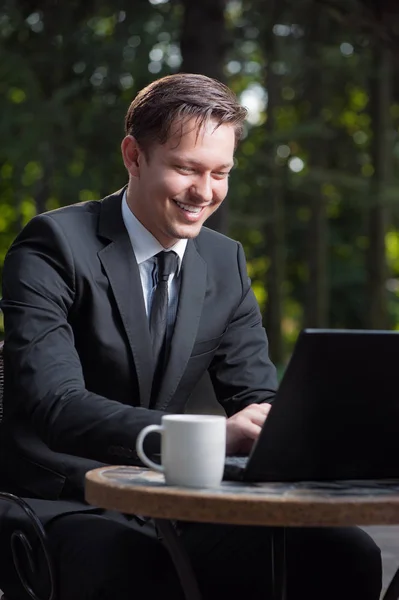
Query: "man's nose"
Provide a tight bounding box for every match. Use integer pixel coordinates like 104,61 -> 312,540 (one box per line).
191,175 -> 213,203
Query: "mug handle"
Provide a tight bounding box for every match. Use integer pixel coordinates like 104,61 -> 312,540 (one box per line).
136,425 -> 164,472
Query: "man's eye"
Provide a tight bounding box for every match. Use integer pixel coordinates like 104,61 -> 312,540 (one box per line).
176,166 -> 193,173
213,172 -> 230,178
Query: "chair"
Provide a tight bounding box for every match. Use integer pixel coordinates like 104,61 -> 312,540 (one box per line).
0,341 -> 56,600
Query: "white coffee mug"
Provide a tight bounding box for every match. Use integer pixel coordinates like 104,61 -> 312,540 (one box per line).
136,414 -> 226,488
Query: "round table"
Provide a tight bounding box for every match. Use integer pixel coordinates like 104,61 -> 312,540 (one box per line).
85,466 -> 399,600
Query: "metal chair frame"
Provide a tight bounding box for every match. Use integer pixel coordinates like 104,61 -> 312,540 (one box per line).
0,342 -> 56,600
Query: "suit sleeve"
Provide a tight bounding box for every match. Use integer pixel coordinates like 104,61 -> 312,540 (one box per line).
208,242 -> 278,416
1,214 -> 163,463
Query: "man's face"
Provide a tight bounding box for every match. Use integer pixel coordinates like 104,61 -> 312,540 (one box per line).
123,118 -> 236,247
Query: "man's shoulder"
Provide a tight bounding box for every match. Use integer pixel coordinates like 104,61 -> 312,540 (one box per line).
193,228 -> 244,277
195,226 -> 240,252
39,188 -> 123,226
45,200 -> 100,219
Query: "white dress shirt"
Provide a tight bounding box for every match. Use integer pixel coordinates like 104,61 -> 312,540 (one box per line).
121,191 -> 187,340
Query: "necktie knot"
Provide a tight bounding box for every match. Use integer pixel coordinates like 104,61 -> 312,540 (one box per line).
156,251 -> 177,282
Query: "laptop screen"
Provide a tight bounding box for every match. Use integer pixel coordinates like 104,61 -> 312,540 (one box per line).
244,329 -> 399,482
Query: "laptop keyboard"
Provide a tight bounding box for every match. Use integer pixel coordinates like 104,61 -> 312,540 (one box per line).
223,455 -> 249,481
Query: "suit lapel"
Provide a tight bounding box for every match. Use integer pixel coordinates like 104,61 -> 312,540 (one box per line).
97,190 -> 153,408
154,240 -> 207,410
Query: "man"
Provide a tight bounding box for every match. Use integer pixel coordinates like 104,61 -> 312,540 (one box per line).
1,73 -> 381,599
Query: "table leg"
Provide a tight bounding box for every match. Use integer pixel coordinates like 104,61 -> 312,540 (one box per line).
155,519 -> 202,600
271,527 -> 287,600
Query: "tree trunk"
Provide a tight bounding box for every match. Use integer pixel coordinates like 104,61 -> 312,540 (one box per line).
179,0 -> 228,234
261,0 -> 285,365
14,165 -> 24,233
366,45 -> 392,329
305,193 -> 328,327
34,147 -> 53,215
303,12 -> 329,328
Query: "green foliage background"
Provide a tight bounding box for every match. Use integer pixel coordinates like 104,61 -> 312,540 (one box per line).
1,0 -> 399,366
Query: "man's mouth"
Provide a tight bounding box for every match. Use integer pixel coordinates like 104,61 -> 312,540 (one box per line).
173,200 -> 204,214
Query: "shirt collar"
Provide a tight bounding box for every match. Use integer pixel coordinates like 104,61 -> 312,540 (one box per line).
121,190 -> 187,273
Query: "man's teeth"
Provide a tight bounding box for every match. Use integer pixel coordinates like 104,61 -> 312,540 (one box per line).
175,200 -> 202,214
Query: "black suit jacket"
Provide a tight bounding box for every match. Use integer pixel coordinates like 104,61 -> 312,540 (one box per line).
0,189 -> 277,502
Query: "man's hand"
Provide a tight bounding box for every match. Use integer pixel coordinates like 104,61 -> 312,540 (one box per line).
226,403 -> 272,455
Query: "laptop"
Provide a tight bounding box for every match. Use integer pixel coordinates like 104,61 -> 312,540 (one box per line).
224,328 -> 399,482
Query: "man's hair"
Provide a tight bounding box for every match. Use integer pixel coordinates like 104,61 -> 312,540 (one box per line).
124,73 -> 247,151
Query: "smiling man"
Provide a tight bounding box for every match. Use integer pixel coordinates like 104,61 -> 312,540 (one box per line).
0,74 -> 381,599
122,118 -> 235,245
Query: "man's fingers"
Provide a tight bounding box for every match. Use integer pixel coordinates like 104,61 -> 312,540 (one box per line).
248,412 -> 266,428
242,422 -> 262,440
225,403 -> 272,454
250,402 -> 272,415
242,403 -> 272,427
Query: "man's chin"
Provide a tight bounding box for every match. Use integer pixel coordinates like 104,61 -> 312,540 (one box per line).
169,223 -> 203,240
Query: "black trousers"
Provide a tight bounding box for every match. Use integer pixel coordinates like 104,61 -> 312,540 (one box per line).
1,510 -> 382,600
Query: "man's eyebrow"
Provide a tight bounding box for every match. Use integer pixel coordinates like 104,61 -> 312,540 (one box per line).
172,158 -> 235,169
217,163 -> 235,170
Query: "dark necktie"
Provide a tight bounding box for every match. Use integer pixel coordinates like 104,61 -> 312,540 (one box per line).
149,250 -> 177,375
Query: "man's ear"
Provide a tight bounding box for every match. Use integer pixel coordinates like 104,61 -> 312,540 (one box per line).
121,135 -> 143,177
